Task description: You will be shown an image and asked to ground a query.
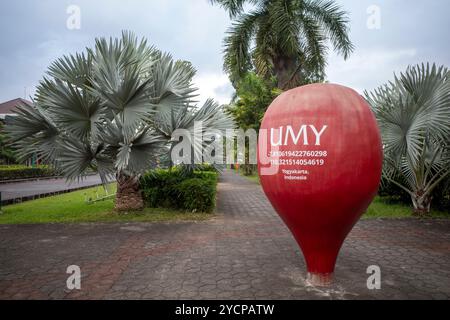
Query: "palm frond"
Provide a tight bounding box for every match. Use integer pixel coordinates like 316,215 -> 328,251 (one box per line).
5,102 -> 60,163
89,33 -> 156,133
35,78 -> 103,141
161,98 -> 236,169
223,10 -> 262,84
150,53 -> 197,116
47,52 -> 93,87
253,13 -> 274,79
303,0 -> 354,59
298,13 -> 328,79
209,0 -> 258,18
97,116 -> 168,176
268,0 -> 301,54
366,63 -> 450,198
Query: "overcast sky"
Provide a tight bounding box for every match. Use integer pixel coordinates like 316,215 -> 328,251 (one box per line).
0,0 -> 449,105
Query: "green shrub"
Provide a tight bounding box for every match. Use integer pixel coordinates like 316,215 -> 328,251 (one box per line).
140,168 -> 219,213
0,165 -> 57,181
434,179 -> 450,212
195,164 -> 218,172
142,187 -> 163,208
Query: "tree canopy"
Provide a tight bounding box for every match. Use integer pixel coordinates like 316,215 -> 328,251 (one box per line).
211,0 -> 354,89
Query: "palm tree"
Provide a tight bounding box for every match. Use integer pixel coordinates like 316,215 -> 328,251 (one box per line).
6,32 -> 234,211
366,63 -> 450,215
210,0 -> 354,89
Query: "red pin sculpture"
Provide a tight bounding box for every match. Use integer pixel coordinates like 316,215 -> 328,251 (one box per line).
258,83 -> 383,286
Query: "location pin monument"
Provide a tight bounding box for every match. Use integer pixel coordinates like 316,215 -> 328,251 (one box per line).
258,83 -> 383,286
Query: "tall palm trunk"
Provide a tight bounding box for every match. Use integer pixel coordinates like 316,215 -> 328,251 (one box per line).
273,54 -> 302,90
115,173 -> 144,212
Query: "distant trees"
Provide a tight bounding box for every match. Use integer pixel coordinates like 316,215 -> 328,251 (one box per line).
226,73 -> 281,131
225,73 -> 281,175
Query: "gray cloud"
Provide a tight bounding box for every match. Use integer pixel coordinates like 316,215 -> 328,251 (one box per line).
0,0 -> 449,103
328,0 -> 450,92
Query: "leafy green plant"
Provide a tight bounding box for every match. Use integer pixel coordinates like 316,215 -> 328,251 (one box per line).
0,123 -> 18,165
194,163 -> 219,173
225,73 -> 280,175
142,187 -> 164,208
193,170 -> 219,182
226,73 -> 281,131
0,165 -> 57,181
140,168 -> 185,207
210,0 -> 354,89
176,178 -> 217,213
140,168 -> 218,212
366,63 -> 450,215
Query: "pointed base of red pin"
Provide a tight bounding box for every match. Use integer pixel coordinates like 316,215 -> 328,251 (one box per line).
306,272 -> 334,287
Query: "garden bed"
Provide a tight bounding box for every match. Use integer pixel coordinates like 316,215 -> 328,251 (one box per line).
0,184 -> 212,225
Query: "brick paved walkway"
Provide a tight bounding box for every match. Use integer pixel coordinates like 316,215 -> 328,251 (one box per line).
0,170 -> 449,300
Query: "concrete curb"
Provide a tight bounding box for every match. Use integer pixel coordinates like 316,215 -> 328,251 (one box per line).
1,183 -> 106,207
0,176 -> 63,184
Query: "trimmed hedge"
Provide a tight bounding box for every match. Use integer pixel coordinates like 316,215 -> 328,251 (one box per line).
0,165 -> 57,181
140,169 -> 185,208
140,168 -> 219,213
176,178 -> 217,213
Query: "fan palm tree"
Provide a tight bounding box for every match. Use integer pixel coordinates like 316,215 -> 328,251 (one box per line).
210,0 -> 354,89
366,63 -> 450,215
6,32 -> 235,211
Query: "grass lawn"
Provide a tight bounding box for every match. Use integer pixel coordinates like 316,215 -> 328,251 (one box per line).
237,170 -> 260,184
243,173 -> 260,184
0,184 -> 212,225
237,170 -> 448,219
363,197 -> 448,219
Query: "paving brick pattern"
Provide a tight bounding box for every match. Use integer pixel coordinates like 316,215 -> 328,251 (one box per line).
0,170 -> 449,300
